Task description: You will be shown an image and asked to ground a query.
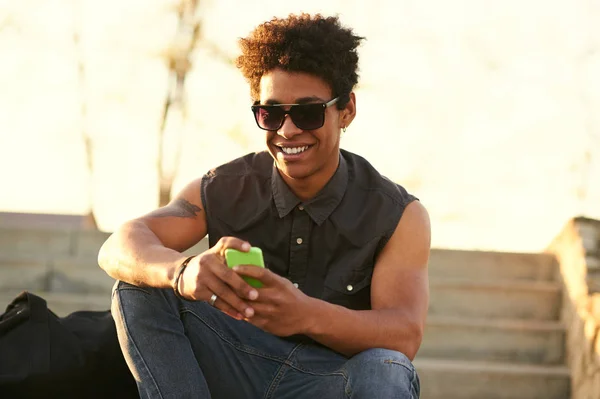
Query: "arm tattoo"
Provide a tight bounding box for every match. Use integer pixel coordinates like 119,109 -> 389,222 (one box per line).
151,199 -> 202,219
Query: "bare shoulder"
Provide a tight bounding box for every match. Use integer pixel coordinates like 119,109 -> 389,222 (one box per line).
145,178 -> 204,220
138,177 -> 207,252
388,200 -> 431,258
371,200 -> 431,309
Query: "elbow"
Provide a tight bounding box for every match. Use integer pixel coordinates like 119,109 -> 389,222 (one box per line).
98,219 -> 149,279
396,321 -> 424,361
408,322 -> 425,360
97,232 -> 116,276
97,221 -> 135,276
97,239 -> 109,270
408,325 -> 424,361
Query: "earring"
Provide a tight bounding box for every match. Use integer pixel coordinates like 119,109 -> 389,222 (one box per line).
342,126 -> 347,133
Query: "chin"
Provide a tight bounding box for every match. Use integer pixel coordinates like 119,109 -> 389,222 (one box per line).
277,162 -> 314,180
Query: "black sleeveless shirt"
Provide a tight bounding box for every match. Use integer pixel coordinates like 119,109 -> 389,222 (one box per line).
201,149 -> 417,311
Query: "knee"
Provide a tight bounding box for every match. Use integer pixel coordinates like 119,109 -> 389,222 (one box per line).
344,349 -> 419,398
111,281 -> 178,320
347,348 -> 414,373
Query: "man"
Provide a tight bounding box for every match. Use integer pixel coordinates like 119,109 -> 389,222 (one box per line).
99,13 -> 430,399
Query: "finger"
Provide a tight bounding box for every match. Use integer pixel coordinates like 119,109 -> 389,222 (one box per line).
213,263 -> 259,301
244,314 -> 268,329
215,236 -> 251,255
198,252 -> 258,300
211,296 -> 244,320
249,301 -> 277,315
233,265 -> 279,286
206,276 -> 256,318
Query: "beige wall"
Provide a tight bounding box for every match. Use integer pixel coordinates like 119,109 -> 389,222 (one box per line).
1,0 -> 599,251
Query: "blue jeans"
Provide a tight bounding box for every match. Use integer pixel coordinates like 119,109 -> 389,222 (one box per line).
111,281 -> 420,399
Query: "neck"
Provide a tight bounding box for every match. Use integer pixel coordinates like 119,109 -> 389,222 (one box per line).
280,153 -> 340,201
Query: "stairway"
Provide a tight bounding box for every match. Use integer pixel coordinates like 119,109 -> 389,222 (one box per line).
0,227 -> 571,398
0,226 -> 116,314
416,250 -> 570,399
0,226 -> 208,315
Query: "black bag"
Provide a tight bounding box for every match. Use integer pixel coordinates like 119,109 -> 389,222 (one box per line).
0,291 -> 138,398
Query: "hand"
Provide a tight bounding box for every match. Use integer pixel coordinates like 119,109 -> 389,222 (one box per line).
233,266 -> 315,337
178,237 -> 259,320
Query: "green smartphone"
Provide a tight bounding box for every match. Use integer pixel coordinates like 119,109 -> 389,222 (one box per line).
225,247 -> 265,288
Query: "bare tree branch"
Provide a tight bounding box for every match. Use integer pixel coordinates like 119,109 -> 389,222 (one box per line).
157,0 -> 205,207
72,1 -> 95,222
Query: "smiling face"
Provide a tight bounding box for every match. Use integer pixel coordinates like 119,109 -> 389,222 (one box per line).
259,68 -> 355,196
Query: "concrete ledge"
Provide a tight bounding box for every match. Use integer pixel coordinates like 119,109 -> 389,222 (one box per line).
72,230 -> 111,257
415,358 -> 570,399
429,278 -> 562,320
48,267 -> 116,295
0,227 -> 72,257
421,316 -> 565,365
547,217 -> 600,398
429,249 -> 557,282
0,257 -> 49,292
0,254 -> 114,294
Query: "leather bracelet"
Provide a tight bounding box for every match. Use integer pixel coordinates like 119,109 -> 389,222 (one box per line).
173,255 -> 195,300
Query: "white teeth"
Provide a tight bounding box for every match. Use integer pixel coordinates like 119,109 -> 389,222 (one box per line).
281,146 -> 308,155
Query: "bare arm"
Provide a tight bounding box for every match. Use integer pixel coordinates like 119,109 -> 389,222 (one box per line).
304,200 -> 430,358
99,178 -> 259,319
236,200 -> 430,359
98,178 -> 207,288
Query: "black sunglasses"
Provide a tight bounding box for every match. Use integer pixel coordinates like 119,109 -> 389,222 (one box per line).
251,97 -> 339,131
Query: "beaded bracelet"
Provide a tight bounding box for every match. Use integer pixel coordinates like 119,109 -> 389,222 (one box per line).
173,255 -> 196,300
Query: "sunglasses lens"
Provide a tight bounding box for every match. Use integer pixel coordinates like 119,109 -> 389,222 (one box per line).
290,104 -> 324,130
254,106 -> 284,130
252,103 -> 326,131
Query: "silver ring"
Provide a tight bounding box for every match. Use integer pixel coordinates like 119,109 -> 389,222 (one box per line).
209,294 -> 218,307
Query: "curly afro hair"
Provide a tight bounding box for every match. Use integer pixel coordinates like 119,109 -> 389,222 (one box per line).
236,13 -> 364,109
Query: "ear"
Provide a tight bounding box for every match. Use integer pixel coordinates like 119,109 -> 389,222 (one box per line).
339,92 -> 356,129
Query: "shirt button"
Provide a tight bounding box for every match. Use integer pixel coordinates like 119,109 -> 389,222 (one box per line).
298,205 -> 304,211
346,285 -> 353,292
293,283 -> 299,288
296,237 -> 303,245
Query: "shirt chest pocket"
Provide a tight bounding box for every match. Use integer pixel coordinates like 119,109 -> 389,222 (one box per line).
322,268 -> 373,310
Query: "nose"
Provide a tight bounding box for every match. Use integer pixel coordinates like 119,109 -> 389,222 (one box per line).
277,114 -> 302,139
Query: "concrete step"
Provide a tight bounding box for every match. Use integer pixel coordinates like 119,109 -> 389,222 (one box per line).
420,316 -> 565,365
429,279 -> 562,320
1,251 -> 562,317
49,257 -> 116,294
0,234 -> 214,296
0,256 -> 48,292
0,255 -> 116,294
0,291 -> 111,318
414,358 -> 570,399
0,227 -> 72,257
0,236 -> 209,296
0,292 -> 571,399
0,226 -> 209,259
429,249 -> 557,282
0,226 -> 111,257
0,227 -> 556,285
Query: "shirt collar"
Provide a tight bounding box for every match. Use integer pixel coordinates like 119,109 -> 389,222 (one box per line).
271,154 -> 348,226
